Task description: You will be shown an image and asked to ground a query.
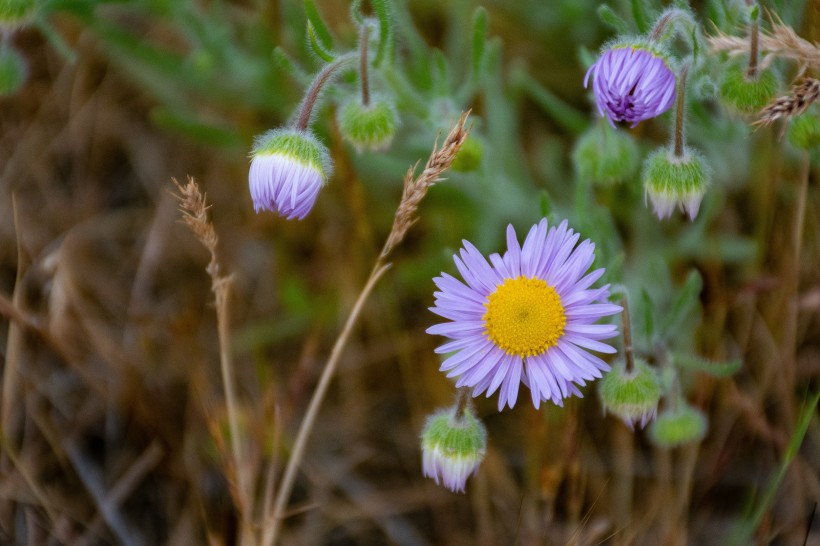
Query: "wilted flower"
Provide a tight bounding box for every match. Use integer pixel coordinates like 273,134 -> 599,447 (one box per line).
421,404 -> 487,493
427,219 -> 622,411
599,358 -> 662,429
642,145 -> 710,220
248,128 -> 331,220
584,44 -> 676,127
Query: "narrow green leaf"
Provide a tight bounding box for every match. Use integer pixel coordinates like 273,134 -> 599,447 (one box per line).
631,0 -> 651,33
470,7 -> 488,81
371,0 -> 394,66
511,69 -> 588,135
597,5 -> 629,34
304,0 -> 334,50
639,288 -> 655,345
538,190 -> 552,217
349,0 -> 364,25
432,48 -> 449,95
659,270 -> 703,338
273,46 -> 308,83
307,22 -> 335,62
673,353 -> 742,377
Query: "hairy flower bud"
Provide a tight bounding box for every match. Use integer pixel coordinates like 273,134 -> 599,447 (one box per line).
649,403 -> 708,448
248,129 -> 331,220
573,122 -> 639,185
719,63 -> 779,114
451,135 -> 483,173
584,42 -> 676,127
642,145 -> 710,220
599,358 -> 662,429
337,97 -> 398,152
421,405 -> 487,493
788,112 -> 820,150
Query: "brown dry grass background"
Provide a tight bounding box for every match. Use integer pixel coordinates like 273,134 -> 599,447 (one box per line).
0,2 -> 819,545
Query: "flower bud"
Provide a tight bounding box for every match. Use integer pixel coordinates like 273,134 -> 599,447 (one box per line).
451,134 -> 483,172
0,0 -> 37,28
642,145 -> 710,220
788,112 -> 820,150
719,63 -> 779,114
573,122 -> 639,185
420,405 -> 487,493
584,41 -> 676,127
648,403 -> 707,447
248,128 -> 331,220
0,45 -> 26,96
599,358 -> 662,429
337,97 -> 398,152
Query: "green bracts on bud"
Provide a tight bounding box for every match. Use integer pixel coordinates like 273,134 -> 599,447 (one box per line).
649,403 -> 708,447
642,146 -> 710,220
573,122 -> 639,185
421,405 -> 487,493
0,45 -> 26,96
599,358 -> 662,429
788,112 -> 820,149
338,97 -> 398,152
719,63 -> 779,114
451,135 -> 483,172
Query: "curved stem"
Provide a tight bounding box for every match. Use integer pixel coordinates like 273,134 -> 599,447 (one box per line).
673,64 -> 690,158
359,23 -> 371,106
292,52 -> 357,131
263,261 -> 392,546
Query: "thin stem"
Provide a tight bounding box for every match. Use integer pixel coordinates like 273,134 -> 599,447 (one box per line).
746,0 -> 759,79
453,387 -> 471,421
263,261 -> 393,546
292,53 -> 357,132
621,297 -> 635,373
359,23 -> 371,106
673,64 -> 689,158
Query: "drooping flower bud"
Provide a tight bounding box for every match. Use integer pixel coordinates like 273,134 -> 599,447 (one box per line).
0,44 -> 26,96
337,97 -> 398,152
248,129 -> 331,220
572,121 -> 639,185
648,402 -> 707,448
642,145 -> 710,220
420,405 -> 487,493
719,63 -> 779,114
584,41 -> 676,127
788,111 -> 820,150
599,358 -> 662,429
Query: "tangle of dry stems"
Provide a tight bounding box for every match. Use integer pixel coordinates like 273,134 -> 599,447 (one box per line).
381,110 -> 471,259
708,17 -> 820,70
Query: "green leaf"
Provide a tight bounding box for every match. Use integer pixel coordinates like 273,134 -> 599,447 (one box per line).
349,0 -> 364,24
307,21 -> 335,62
538,190 -> 552,217
672,353 -> 742,377
470,7 -> 488,82
631,0 -> 651,33
511,69 -> 588,135
304,0 -> 334,51
150,107 -> 242,147
597,5 -> 628,34
659,270 -> 703,338
638,288 -> 655,346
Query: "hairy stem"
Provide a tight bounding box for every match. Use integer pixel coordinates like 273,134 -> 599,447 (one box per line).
621,297 -> 635,373
674,64 -> 689,158
292,53 -> 357,132
359,23 -> 371,106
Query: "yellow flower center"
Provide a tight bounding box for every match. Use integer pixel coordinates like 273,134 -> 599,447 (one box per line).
483,276 -> 566,357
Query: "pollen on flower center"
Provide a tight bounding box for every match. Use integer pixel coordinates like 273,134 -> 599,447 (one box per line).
483,276 -> 566,357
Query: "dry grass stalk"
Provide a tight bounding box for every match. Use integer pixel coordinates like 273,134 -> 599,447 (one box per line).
753,77 -> 820,127
708,17 -> 820,70
381,110 -> 471,259
171,176 -> 253,540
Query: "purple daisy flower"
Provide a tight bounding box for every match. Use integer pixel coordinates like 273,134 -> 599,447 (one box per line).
584,45 -> 676,128
248,128 -> 332,220
427,219 -> 622,411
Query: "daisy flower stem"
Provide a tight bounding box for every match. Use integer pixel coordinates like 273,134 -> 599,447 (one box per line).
621,297 -> 635,373
746,0 -> 759,79
292,52 -> 357,132
673,63 -> 689,158
454,387 -> 471,421
263,260 -> 392,546
359,22 -> 371,106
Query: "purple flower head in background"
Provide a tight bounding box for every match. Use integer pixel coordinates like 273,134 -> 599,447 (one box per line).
248,128 -> 332,220
427,219 -> 622,411
584,45 -> 676,127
